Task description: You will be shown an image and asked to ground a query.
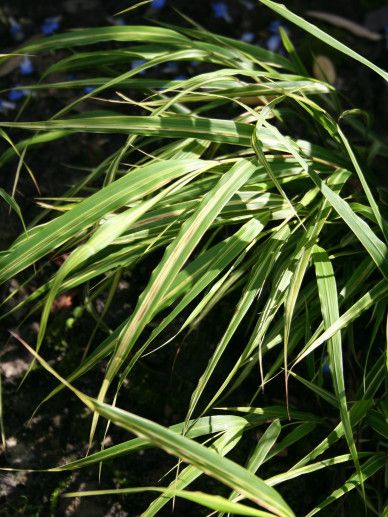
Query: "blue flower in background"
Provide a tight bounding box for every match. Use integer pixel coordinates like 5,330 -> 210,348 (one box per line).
266,34 -> 282,53
83,87 -> 96,94
266,20 -> 288,53
0,99 -> 16,113
211,2 -> 232,23
20,56 -> 34,75
132,60 -> 146,75
174,75 -> 187,81
150,0 -> 166,9
9,17 -> 24,42
41,16 -> 61,35
163,62 -> 179,73
240,31 -> 255,43
322,356 -> 331,377
8,89 -> 28,102
268,20 -> 283,33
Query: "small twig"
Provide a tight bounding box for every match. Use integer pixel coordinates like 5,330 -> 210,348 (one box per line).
306,11 -> 383,41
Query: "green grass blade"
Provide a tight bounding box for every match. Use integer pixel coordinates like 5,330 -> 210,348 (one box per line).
0,187 -> 26,233
312,245 -> 363,495
307,168 -> 388,280
119,216 -> 269,382
268,453 -> 372,487
306,455 -> 386,516
291,400 -> 373,470
92,159 -> 258,441
0,115 -> 254,146
19,26 -> 190,53
35,172 -> 199,357
218,406 -> 321,423
337,125 -> 388,241
85,399 -> 295,517
265,423 -> 317,464
65,486 -> 275,517
259,0 -> 388,81
0,159 -> 212,284
295,280 -> 388,365
144,425 -> 246,516
13,338 -> 295,517
228,420 -> 281,504
51,415 -> 250,471
188,224 -> 290,420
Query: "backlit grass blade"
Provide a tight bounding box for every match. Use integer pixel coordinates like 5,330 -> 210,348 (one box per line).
38,228 -> 264,406
144,425 -> 246,516
92,159 -> 258,441
23,77 -> 182,90
155,216 -> 269,314
200,239 -> 297,413
244,239 -> 298,386
267,453 -> 373,487
357,354 -> 386,400
35,172 -> 200,357
282,194 -> 336,411
135,80 -> 330,107
295,280 -> 388,365
337,125 -> 388,241
228,419 -> 281,505
217,406 -> 320,423
306,455 -> 386,516
289,371 -> 337,408
51,415 -> 252,471
307,168 -> 388,280
52,49 -> 213,119
0,159 -> 213,284
14,338 -> 295,517
259,0 -> 388,81
0,116 -> 343,161
264,423 -> 317,464
312,245 -> 363,494
85,400 -> 295,517
116,217 -> 269,382
41,238 -> 294,407
178,27 -> 293,70
0,115 -> 254,146
279,27 -> 308,76
64,486 -> 275,517
0,9 -> 386,514
0,188 -> 26,232
19,26 -> 190,53
188,224 -> 290,420
367,405 -> 388,440
291,400 -> 373,470
0,116 -> 347,167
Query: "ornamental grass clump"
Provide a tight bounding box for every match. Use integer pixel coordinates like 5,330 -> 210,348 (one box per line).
0,1 -> 387,515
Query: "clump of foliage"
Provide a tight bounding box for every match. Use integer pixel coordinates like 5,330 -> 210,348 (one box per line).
0,1 -> 387,515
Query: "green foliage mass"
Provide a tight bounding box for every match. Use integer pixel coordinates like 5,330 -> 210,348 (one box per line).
0,1 -> 387,515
